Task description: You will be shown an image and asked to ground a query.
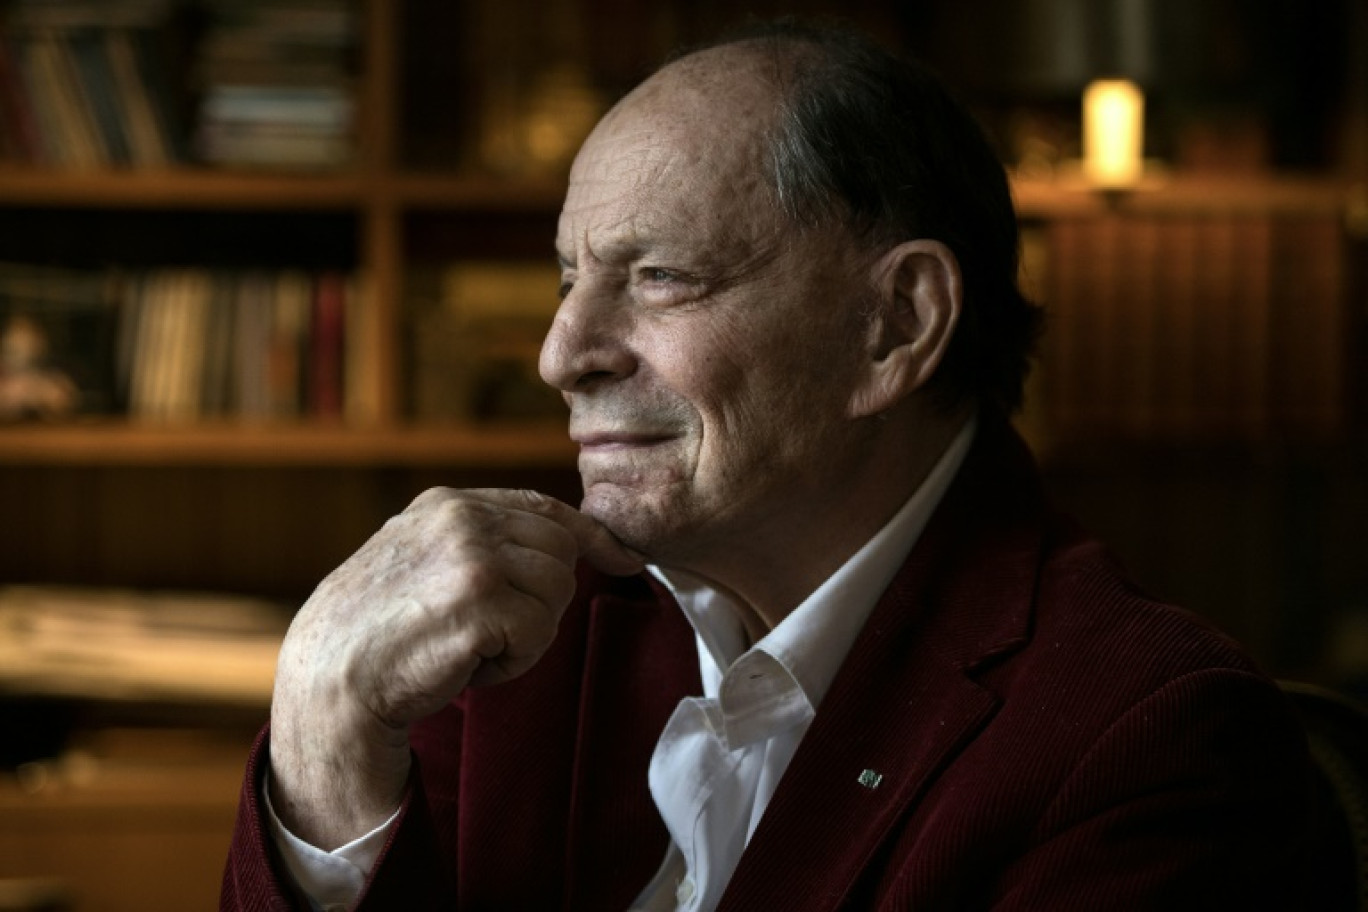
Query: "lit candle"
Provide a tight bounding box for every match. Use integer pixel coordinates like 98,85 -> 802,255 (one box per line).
1083,79 -> 1145,188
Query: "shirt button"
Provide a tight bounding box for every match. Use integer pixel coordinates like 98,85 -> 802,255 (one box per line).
676,876 -> 696,904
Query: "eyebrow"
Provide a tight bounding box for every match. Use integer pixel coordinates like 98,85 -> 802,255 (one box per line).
555,237 -> 652,270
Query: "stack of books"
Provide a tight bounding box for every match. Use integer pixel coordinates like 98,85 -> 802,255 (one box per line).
192,0 -> 357,170
0,0 -> 186,168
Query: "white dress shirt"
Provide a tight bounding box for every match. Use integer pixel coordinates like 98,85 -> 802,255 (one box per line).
268,417 -> 976,912
630,417 -> 975,911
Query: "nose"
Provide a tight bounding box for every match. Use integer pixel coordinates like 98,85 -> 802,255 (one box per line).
538,281 -> 636,392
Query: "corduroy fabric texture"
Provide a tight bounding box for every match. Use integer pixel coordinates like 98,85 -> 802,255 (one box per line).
220,420 -> 1313,910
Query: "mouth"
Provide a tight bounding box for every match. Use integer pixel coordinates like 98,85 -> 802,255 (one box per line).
572,431 -> 676,452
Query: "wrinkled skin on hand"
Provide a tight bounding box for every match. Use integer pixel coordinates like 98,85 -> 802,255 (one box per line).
268,487 -> 642,849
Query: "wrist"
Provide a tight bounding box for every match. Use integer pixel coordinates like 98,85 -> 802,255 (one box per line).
268,683 -> 411,850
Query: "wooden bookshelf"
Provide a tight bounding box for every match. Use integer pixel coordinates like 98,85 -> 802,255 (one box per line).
0,0 -> 1357,467
0,0 -> 578,454
0,7 -> 1359,909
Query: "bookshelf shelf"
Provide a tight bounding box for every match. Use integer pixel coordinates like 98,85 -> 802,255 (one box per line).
0,167 -> 368,210
1011,175 -> 1355,220
0,169 -> 1351,220
0,167 -> 571,213
0,421 -> 576,467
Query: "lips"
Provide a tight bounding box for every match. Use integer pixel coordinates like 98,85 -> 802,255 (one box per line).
572,431 -> 675,449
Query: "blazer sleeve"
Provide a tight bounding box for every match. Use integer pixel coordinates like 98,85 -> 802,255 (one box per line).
220,704 -> 466,911
977,668 -> 1313,911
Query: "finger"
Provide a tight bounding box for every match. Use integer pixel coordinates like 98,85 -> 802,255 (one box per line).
468,489 -> 644,576
496,508 -> 579,568
463,587 -> 561,688
498,541 -> 579,608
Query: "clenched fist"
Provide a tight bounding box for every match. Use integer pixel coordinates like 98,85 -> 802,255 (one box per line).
267,488 -> 643,849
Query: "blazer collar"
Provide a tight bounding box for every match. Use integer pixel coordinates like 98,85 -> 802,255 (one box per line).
718,418 -> 1047,909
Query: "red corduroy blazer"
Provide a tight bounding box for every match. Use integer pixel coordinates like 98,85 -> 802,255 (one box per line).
221,421 -> 1312,910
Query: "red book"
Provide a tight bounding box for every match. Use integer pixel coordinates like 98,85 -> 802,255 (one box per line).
0,35 -> 43,162
308,271 -> 346,419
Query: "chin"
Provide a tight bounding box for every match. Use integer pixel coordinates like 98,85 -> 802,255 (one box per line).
580,487 -> 683,560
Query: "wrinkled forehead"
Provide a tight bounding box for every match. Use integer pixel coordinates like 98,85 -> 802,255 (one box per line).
559,47 -> 790,256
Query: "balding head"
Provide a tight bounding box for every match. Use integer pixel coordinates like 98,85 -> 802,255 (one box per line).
600,24 -> 1044,416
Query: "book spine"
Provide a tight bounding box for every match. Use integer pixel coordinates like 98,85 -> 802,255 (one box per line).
233,271 -> 273,421
41,30 -> 109,167
130,27 -> 185,163
308,271 -> 346,418
268,271 -> 311,419
103,29 -> 170,168
67,27 -> 132,166
0,34 -> 43,162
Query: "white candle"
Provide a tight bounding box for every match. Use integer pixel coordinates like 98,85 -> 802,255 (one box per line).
1083,79 -> 1145,188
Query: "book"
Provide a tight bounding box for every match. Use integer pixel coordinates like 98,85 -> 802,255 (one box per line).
103,28 -> 172,166
0,35 -> 42,162
308,271 -> 346,418
165,269 -> 213,421
267,270 -> 312,419
344,272 -> 378,424
128,25 -> 186,163
232,271 -> 275,421
127,269 -> 170,417
36,30 -> 108,166
66,26 -> 133,166
200,272 -> 237,417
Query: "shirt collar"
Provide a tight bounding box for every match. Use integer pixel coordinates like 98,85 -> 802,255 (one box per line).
650,414 -> 977,721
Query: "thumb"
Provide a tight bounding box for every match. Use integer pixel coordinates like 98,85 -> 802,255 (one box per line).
487,489 -> 645,576
559,506 -> 646,577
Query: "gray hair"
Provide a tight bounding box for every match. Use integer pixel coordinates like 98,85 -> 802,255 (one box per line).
684,22 -> 1043,415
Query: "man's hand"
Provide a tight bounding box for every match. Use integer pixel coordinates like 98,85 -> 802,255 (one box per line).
267,488 -> 642,850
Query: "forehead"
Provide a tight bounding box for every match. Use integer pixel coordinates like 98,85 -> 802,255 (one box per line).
558,48 -> 786,258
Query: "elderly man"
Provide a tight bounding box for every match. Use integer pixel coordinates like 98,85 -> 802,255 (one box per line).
223,23 -> 1310,912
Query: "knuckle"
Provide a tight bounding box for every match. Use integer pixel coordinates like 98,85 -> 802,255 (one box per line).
408,486 -> 454,510
451,558 -> 504,599
509,488 -> 555,513
433,495 -> 495,539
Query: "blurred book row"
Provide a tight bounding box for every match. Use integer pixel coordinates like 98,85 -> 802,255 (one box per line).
0,258 -> 568,426
0,584 -> 289,705
0,0 -> 357,170
0,261 -> 359,423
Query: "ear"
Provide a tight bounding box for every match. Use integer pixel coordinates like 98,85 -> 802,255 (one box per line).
847,239 -> 962,419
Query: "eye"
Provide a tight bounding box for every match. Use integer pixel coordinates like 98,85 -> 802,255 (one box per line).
558,280 -> 573,300
639,267 -> 676,283
633,265 -> 704,306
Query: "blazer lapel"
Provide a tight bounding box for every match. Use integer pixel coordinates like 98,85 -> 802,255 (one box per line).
719,646 -> 1002,910
718,420 -> 1046,910
561,578 -> 701,910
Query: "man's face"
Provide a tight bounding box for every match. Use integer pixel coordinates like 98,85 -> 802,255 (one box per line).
541,54 -> 876,570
